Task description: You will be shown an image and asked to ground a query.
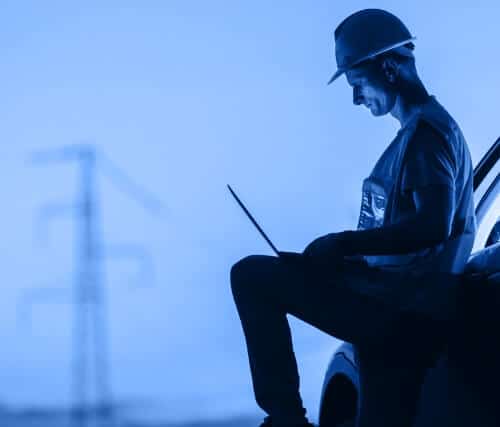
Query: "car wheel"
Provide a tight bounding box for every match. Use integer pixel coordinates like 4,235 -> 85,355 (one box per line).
319,374 -> 357,427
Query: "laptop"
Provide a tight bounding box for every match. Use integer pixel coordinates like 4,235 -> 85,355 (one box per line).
227,184 -> 302,261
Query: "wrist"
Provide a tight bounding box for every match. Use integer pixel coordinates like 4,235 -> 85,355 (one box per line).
337,230 -> 357,256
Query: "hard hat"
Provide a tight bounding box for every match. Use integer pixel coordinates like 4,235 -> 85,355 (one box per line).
328,9 -> 416,85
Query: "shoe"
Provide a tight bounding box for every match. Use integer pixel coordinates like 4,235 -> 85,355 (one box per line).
259,415 -> 315,427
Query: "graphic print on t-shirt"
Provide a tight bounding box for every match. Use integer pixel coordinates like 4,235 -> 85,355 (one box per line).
357,178 -> 388,230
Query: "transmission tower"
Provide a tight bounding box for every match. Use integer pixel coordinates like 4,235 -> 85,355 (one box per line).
21,144 -> 164,427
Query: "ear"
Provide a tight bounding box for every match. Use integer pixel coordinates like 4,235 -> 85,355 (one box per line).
381,57 -> 400,84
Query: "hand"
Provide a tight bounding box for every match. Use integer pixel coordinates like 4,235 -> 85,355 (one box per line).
278,251 -> 304,261
302,232 -> 347,264
278,251 -> 309,268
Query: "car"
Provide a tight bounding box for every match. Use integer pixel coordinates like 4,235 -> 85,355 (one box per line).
318,137 -> 500,427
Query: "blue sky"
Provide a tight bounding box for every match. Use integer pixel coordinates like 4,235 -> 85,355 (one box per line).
0,0 -> 499,424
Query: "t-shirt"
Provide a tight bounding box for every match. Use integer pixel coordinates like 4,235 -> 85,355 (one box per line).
357,95 -> 476,275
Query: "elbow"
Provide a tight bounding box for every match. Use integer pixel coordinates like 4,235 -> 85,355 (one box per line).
426,220 -> 452,245
436,227 -> 451,243
416,213 -> 451,246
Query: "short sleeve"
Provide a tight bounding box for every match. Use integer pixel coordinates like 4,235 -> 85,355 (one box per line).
400,120 -> 456,193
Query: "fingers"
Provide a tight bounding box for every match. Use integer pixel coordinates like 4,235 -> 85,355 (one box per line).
304,235 -> 337,257
278,251 -> 304,261
303,235 -> 327,256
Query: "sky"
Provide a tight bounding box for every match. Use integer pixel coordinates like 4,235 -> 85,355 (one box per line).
0,0 -> 499,424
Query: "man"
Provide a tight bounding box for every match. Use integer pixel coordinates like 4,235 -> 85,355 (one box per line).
231,9 -> 476,427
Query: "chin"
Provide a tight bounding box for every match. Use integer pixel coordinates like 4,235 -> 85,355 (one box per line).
370,105 -> 390,117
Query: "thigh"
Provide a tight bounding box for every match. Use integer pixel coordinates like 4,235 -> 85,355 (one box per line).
232,254 -> 413,346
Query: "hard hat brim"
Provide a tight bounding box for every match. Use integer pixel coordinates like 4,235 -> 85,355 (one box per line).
327,69 -> 345,85
327,37 -> 416,86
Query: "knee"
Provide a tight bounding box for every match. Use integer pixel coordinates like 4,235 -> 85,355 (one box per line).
230,255 -> 264,297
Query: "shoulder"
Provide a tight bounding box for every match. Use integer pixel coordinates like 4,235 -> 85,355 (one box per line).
413,119 -> 447,142
406,118 -> 456,164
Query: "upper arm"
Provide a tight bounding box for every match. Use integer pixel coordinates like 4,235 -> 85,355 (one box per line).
401,120 -> 456,192
402,121 -> 457,239
412,184 -> 454,240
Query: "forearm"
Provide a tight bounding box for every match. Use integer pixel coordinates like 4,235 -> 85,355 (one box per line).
339,219 -> 446,256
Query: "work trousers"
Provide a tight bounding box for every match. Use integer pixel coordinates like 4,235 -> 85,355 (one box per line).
230,255 -> 452,427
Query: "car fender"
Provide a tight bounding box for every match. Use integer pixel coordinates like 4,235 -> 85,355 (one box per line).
318,342 -> 360,426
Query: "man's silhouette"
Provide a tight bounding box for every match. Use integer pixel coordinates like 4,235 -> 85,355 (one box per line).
231,9 -> 476,427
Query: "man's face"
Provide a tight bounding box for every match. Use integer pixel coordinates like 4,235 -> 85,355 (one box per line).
345,63 -> 397,117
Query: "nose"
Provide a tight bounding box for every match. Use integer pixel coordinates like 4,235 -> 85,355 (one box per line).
353,87 -> 363,106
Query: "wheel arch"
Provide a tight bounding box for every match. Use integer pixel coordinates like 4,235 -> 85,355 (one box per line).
319,344 -> 360,427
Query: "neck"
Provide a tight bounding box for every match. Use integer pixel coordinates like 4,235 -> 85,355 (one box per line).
390,78 -> 430,127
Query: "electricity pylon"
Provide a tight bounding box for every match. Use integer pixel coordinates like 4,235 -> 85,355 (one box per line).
22,144 -> 164,427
